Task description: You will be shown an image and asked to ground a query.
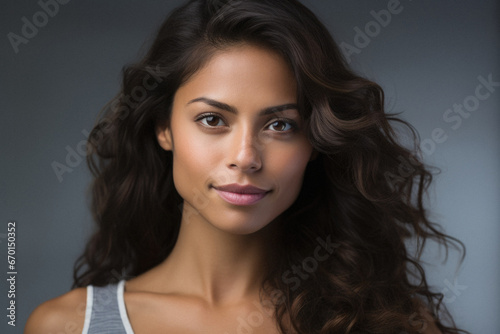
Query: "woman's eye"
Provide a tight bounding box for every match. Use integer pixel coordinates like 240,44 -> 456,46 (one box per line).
267,120 -> 294,132
199,115 -> 225,127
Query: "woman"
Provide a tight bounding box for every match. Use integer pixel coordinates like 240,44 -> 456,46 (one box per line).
26,0 -> 467,333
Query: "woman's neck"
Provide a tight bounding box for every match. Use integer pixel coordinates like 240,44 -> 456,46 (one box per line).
152,203 -> 281,307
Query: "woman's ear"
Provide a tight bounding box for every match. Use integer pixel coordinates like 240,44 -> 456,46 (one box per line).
155,122 -> 173,151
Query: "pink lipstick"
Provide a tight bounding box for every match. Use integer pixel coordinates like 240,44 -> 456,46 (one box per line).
213,184 -> 270,206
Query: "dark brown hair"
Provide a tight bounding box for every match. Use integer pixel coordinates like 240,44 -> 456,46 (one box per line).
74,0 -> 468,333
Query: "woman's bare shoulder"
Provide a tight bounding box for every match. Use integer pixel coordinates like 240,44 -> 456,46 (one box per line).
421,312 -> 444,334
415,301 -> 444,334
24,287 -> 87,334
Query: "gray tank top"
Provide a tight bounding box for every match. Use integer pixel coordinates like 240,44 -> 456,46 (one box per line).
82,280 -> 135,334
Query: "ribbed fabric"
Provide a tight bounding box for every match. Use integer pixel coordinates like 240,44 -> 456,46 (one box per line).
83,280 -> 134,334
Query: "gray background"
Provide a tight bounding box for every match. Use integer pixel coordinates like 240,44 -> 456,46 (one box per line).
1,0 -> 498,333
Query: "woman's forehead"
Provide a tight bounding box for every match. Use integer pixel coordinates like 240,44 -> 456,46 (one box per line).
173,44 -> 298,108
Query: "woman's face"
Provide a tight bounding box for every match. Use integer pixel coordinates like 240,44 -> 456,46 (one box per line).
156,44 -> 314,234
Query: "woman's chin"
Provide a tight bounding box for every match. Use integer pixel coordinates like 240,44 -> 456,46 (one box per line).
210,219 -> 271,236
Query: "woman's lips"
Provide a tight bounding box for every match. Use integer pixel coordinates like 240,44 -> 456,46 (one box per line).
212,184 -> 270,206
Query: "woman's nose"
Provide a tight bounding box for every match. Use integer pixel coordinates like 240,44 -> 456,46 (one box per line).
227,129 -> 263,172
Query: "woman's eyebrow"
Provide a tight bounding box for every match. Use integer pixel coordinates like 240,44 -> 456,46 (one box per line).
187,97 -> 298,115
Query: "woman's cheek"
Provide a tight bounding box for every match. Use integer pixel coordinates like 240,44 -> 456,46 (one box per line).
171,137 -> 212,198
272,144 -> 312,191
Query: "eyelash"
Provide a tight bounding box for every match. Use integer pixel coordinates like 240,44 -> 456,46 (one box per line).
196,113 -> 226,127
195,112 -> 298,133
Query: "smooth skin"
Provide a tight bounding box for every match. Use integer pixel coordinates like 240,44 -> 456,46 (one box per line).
25,44 -> 442,334
26,44 -> 310,334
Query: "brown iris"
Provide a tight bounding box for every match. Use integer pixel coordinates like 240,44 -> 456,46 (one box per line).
270,121 -> 287,131
205,116 -> 221,126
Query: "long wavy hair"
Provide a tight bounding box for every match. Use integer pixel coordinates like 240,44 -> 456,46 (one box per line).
73,0 -> 468,333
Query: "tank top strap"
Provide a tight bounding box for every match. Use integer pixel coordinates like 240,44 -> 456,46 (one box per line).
83,280 -> 134,334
